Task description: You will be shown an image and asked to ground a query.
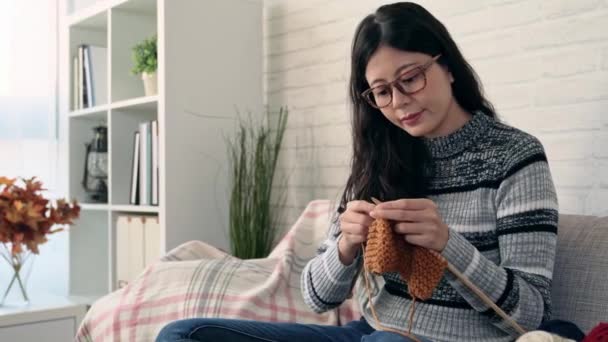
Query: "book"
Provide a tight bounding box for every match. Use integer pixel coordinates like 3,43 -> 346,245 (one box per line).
77,45 -> 84,109
144,216 -> 161,266
116,215 -> 155,288
130,131 -> 140,205
151,120 -> 159,205
72,55 -> 78,110
86,45 -> 108,106
128,216 -> 145,281
139,122 -> 152,205
80,45 -> 89,108
83,46 -> 93,107
115,215 -> 130,288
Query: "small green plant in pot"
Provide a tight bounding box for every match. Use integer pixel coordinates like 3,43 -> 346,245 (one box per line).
131,35 -> 157,96
227,107 -> 288,259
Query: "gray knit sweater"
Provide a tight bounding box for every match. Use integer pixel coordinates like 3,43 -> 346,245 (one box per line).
301,113 -> 558,342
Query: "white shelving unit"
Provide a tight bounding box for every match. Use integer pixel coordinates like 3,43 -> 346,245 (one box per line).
63,0 -> 263,301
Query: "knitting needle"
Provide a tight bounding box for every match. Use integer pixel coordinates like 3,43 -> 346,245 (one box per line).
440,259 -> 526,335
369,197 -> 526,335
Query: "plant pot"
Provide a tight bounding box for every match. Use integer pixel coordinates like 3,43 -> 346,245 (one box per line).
142,71 -> 158,96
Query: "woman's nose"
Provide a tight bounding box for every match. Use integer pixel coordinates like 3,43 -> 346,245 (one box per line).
391,86 -> 412,109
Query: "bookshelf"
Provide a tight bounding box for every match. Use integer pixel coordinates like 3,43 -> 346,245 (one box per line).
63,0 -> 263,301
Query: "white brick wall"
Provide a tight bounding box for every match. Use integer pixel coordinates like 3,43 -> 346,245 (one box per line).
264,0 -> 608,230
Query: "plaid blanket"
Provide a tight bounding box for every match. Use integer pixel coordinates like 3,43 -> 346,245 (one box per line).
75,200 -> 361,341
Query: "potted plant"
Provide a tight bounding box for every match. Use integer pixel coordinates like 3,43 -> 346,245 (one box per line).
0,177 -> 80,304
227,107 -> 288,259
131,35 -> 157,96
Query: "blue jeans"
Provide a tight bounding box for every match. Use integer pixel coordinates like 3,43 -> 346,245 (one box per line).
155,317 -> 432,342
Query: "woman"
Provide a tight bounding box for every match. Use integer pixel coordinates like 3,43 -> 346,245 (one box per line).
157,2 -> 561,341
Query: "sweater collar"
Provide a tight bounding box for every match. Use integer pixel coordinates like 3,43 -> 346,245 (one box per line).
422,111 -> 491,159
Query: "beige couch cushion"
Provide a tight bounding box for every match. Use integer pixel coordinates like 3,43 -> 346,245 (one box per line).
551,214 -> 608,333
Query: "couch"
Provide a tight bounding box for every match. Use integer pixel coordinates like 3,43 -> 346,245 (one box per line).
550,214 -> 608,333
75,201 -> 608,341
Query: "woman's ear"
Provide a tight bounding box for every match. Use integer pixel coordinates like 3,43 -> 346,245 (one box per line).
440,63 -> 454,83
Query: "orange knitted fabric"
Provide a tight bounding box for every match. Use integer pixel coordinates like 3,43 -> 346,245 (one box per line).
362,214 -> 526,337
364,218 -> 447,300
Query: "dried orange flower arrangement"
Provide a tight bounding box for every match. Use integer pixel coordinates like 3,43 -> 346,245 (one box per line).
0,176 -> 80,303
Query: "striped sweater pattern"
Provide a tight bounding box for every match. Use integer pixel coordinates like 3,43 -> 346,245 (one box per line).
301,113 -> 558,342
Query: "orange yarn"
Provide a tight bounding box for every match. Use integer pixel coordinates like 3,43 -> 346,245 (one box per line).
364,217 -> 447,300
361,217 -> 447,339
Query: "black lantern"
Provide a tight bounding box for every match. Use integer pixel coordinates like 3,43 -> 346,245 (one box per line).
82,125 -> 108,203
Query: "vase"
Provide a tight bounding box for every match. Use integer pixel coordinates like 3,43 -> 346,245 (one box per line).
1,251 -> 34,306
142,71 -> 158,96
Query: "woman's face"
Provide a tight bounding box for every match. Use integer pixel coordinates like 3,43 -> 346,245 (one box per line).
364,45 -> 467,138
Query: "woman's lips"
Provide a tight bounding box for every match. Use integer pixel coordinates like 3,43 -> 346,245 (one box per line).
401,110 -> 424,125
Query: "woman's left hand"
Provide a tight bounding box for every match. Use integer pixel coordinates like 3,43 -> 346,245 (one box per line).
370,198 -> 449,252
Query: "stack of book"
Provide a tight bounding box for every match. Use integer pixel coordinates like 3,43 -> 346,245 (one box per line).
73,44 -> 107,110
115,215 -> 161,288
130,120 -> 159,206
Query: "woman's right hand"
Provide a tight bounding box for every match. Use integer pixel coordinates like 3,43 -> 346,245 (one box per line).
337,200 -> 376,265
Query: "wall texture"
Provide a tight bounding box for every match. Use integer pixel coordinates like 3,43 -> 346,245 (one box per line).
264,0 -> 608,231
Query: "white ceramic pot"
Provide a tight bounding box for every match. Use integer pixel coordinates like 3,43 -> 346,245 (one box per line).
142,71 -> 158,96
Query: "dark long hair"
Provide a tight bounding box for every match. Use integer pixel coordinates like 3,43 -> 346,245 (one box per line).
338,2 -> 496,214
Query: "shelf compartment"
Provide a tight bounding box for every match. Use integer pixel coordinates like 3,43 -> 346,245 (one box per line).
69,10 -> 109,111
68,113 -> 109,205
109,106 -> 157,206
110,0 -> 157,102
109,210 -> 158,292
69,210 -> 110,296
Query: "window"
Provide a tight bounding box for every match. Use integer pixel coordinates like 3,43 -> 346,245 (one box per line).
0,0 -> 64,298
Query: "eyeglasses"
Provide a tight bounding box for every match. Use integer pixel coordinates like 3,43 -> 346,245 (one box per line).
361,54 -> 442,109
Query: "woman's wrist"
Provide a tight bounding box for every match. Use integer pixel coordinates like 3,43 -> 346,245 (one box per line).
338,236 -> 359,266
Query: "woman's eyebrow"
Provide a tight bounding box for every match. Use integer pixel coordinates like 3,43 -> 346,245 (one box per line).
369,61 -> 419,86
393,61 -> 420,76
